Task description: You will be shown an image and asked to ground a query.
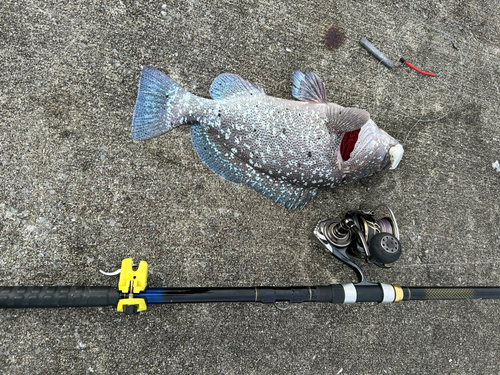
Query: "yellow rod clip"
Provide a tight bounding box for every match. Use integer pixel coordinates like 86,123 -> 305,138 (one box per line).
117,258 -> 148,313
118,258 -> 148,294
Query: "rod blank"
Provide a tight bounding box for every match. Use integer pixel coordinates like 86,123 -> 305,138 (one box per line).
2,284 -> 500,309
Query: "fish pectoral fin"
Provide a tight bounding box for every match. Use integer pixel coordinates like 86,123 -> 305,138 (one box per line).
209,73 -> 266,100
291,71 -> 327,103
190,124 -> 317,210
326,104 -> 370,133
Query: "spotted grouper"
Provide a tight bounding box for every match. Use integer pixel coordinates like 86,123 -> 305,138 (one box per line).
131,66 -> 403,209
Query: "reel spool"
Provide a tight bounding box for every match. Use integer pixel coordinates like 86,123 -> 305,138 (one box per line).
346,206 -> 401,266
314,205 -> 402,284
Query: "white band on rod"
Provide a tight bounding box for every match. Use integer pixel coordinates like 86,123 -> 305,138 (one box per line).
342,283 -> 357,303
380,283 -> 396,303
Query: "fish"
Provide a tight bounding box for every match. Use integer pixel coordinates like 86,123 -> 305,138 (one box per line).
131,66 -> 404,209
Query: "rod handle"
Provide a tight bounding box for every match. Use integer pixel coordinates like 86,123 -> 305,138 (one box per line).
0,286 -> 120,308
402,287 -> 500,301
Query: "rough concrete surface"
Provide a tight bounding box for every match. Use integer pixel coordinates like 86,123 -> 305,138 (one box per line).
1,0 -> 499,374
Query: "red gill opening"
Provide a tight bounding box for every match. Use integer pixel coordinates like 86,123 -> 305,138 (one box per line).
340,129 -> 360,161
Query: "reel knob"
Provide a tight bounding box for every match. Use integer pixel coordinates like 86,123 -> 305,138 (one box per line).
369,233 -> 401,265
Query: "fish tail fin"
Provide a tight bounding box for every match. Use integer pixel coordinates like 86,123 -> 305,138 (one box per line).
131,66 -> 195,141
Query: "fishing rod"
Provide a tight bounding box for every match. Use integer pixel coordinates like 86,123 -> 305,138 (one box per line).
1,205 -> 499,314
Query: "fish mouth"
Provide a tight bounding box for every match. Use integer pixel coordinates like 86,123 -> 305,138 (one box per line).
389,144 -> 404,169
342,121 -> 403,169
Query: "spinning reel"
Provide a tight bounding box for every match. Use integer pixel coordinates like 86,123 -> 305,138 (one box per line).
314,205 -> 401,284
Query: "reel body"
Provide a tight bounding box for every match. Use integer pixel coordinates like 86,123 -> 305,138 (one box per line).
314,205 -> 401,284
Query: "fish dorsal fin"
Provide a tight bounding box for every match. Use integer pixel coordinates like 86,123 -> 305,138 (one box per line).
209,73 -> 265,100
326,104 -> 370,133
291,71 -> 327,103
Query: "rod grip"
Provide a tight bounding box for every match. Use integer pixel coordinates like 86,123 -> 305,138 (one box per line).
402,287 -> 500,301
0,286 -> 120,308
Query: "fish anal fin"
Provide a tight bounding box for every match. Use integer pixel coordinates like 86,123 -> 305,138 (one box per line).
291,71 -> 327,103
191,124 -> 316,209
209,73 -> 265,100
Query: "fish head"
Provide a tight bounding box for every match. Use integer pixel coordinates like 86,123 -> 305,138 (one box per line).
341,119 -> 403,180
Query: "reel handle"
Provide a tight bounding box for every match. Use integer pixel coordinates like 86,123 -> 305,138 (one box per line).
369,232 -> 401,264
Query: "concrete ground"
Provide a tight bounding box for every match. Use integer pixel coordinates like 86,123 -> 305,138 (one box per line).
1,0 -> 499,373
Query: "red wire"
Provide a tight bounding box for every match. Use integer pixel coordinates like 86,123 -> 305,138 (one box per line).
402,59 -> 436,76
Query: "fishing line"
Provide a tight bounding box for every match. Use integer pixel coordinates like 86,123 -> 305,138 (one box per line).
393,19 -> 471,141
348,17 -> 470,144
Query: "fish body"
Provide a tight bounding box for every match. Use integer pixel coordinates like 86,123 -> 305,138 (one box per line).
132,66 -> 403,209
